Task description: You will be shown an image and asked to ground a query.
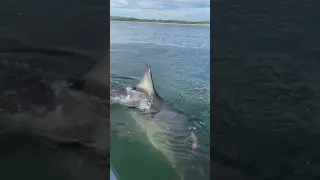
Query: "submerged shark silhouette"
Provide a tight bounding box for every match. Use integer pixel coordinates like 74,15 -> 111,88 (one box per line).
112,63 -> 200,180
134,63 -> 198,148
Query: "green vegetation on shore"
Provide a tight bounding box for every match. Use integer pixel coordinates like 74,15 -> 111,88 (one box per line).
110,16 -> 210,25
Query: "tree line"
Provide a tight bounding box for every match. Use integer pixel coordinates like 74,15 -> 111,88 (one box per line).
111,17 -> 209,25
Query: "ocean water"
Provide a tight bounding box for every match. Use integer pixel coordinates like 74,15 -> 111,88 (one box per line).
110,21 -> 210,180
0,0 -> 109,179
213,1 -> 320,179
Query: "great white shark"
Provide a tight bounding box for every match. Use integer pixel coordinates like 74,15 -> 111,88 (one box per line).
112,63 -> 202,180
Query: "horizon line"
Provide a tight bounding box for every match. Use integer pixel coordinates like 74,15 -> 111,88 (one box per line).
110,16 -> 210,22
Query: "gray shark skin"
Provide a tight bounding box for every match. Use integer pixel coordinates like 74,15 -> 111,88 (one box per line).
132,63 -> 164,112
136,63 -> 198,148
113,63 -> 202,180
0,49 -> 110,180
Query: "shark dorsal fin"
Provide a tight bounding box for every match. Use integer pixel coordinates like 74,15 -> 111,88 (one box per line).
136,63 -> 156,94
83,58 -> 110,98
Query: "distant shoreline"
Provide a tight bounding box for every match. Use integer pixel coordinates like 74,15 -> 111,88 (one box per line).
110,17 -> 210,26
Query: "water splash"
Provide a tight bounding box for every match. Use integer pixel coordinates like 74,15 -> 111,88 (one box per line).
111,86 -> 153,112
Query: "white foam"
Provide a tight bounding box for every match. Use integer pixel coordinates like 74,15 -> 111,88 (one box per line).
111,86 -> 153,112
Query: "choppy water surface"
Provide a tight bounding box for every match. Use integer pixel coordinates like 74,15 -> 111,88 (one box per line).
213,1 -> 320,179
0,0 -> 108,179
110,21 -> 210,180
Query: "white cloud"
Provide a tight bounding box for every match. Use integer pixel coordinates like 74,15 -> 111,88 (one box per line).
110,0 -> 210,21
110,0 -> 128,7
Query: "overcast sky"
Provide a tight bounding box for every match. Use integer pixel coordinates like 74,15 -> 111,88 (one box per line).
110,0 -> 210,21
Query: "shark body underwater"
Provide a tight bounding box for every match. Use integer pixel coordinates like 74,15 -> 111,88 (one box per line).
0,49 -> 110,180
112,64 -> 203,180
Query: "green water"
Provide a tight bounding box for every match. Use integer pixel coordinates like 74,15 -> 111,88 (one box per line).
110,105 -> 181,180
110,21 -> 210,180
